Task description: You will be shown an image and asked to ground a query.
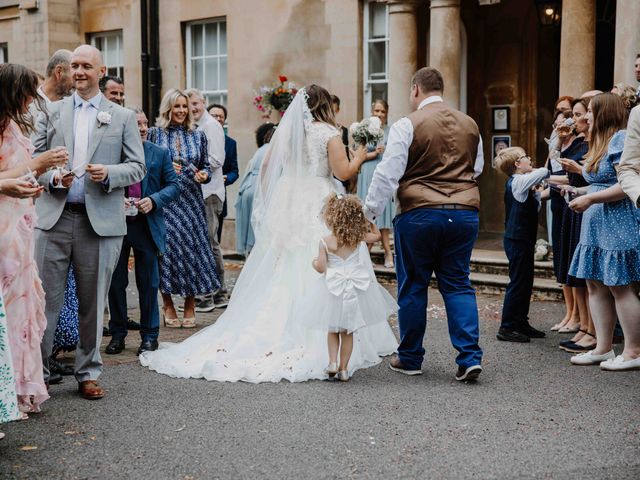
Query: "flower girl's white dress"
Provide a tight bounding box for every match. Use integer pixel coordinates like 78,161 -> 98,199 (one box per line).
302,239 -> 397,334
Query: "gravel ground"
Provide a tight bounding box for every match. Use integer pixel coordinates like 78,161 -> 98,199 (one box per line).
1,266 -> 638,479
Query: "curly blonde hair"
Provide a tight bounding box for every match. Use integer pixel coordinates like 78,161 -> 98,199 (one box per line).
322,194 -> 369,248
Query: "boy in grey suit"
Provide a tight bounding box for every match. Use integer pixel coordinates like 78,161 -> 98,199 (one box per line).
33,45 -> 146,400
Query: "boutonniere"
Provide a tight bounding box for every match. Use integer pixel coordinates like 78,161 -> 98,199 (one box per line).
97,111 -> 112,127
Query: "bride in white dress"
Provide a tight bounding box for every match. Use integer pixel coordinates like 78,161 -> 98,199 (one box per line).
140,85 -> 398,382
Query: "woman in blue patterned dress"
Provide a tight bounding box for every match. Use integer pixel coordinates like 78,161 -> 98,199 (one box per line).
357,100 -> 394,268
0,285 -> 21,438
52,265 -> 79,355
567,93 -> 640,371
148,89 -> 220,328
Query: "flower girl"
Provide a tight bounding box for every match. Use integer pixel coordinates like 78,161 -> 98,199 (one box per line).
305,194 -> 398,382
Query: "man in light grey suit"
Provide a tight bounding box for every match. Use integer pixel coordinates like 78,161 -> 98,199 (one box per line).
33,45 -> 146,400
619,105 -> 640,207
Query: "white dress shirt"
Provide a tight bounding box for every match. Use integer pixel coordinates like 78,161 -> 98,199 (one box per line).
510,167 -> 550,210
196,111 -> 226,201
364,96 -> 484,222
67,91 -> 102,203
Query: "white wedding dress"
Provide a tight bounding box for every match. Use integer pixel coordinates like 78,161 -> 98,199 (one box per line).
140,91 -> 398,383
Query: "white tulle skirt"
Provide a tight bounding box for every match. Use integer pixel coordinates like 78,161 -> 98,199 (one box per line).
140,176 -> 398,382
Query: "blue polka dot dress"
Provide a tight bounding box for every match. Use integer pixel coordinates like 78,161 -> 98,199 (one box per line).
53,265 -> 79,353
569,130 -> 640,286
148,126 -> 220,297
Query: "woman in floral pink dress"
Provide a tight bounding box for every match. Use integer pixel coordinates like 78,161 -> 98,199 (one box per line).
0,64 -> 69,413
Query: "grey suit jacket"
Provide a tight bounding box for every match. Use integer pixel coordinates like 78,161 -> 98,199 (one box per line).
32,95 -> 146,236
619,105 -> 640,207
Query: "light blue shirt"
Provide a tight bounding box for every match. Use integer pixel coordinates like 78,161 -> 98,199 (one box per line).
67,91 -> 102,203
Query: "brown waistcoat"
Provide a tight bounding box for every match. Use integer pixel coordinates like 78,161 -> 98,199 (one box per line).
397,101 -> 481,213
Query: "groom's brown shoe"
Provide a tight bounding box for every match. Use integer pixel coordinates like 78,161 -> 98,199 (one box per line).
78,380 -> 105,400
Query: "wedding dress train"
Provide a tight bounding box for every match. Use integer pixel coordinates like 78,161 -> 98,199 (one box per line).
140,91 -> 398,382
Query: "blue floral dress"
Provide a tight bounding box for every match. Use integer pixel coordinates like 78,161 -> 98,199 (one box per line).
53,265 -> 79,353
0,287 -> 20,424
569,131 -> 640,285
148,125 -> 220,297
357,126 -> 394,229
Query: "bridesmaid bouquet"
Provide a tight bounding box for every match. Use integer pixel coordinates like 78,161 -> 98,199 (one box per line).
349,117 -> 384,147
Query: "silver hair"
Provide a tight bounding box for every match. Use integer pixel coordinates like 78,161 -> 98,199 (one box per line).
45,49 -> 72,78
184,88 -> 205,102
127,107 -> 145,115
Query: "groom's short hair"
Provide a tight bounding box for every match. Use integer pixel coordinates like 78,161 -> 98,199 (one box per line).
412,67 -> 444,94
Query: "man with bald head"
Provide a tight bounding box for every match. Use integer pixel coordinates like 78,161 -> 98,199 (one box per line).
33,44 -> 146,400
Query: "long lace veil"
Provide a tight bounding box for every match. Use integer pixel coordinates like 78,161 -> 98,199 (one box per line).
251,88 -> 312,246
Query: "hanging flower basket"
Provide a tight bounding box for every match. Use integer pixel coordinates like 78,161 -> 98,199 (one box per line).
253,75 -> 298,118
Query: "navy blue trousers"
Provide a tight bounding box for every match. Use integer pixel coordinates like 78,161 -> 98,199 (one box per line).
108,219 -> 160,342
394,208 -> 482,369
500,237 -> 535,331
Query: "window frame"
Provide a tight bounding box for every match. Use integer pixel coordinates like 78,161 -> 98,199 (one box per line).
0,43 -> 7,64
89,30 -> 124,80
363,0 -> 389,117
185,17 -> 228,107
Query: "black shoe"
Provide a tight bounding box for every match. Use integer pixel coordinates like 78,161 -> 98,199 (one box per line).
455,364 -> 482,381
497,328 -> 531,343
516,325 -> 546,338
105,338 -> 125,355
49,356 -> 74,376
559,338 -> 575,347
48,372 -> 63,386
560,341 -> 596,353
102,326 -> 111,337
126,318 -> 141,330
137,339 -> 159,356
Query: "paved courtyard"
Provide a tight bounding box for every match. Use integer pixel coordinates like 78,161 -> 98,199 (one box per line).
1,263 -> 638,479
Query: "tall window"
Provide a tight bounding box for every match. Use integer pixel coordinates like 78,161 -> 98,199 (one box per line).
186,18 -> 228,106
0,43 -> 7,64
89,31 -> 124,80
363,1 -> 389,116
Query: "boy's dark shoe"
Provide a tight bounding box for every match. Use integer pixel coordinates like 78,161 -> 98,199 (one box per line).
497,328 -> 530,343
516,325 -> 546,338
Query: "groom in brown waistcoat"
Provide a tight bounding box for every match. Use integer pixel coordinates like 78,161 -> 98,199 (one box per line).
364,67 -> 484,381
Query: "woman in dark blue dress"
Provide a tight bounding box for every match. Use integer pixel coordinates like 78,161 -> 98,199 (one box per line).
148,89 -> 220,328
556,98 -> 592,352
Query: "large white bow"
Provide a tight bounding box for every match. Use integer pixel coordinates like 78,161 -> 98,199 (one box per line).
326,268 -> 371,322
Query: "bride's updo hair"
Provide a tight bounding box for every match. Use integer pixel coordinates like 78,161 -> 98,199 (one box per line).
306,84 -> 338,128
322,194 -> 369,248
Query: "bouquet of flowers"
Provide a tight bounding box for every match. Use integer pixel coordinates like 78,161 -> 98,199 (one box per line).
253,75 -> 298,118
349,116 -> 384,147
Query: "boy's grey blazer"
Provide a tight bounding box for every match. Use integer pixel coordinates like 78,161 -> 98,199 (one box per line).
32,95 -> 146,236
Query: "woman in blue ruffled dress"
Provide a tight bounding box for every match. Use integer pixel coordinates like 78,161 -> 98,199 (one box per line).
566,93 -> 640,371
235,123 -> 276,256
357,100 -> 394,268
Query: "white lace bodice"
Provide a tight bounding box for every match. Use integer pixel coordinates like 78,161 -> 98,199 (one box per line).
303,122 -> 340,178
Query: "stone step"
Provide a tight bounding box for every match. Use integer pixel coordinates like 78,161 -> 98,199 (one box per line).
223,251 -> 563,302
370,248 -> 556,280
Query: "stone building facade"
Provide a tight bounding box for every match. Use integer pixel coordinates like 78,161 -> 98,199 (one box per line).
1,0 -> 638,247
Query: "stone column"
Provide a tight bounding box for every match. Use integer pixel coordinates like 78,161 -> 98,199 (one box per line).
429,0 -> 461,109
613,0 -> 640,86
558,0 -> 596,97
387,1 -> 418,122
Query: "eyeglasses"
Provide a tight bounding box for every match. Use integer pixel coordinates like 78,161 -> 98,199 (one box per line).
517,155 -> 530,162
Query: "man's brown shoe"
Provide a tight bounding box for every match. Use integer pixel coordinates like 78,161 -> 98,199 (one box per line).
78,380 -> 105,400
389,356 -> 422,375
